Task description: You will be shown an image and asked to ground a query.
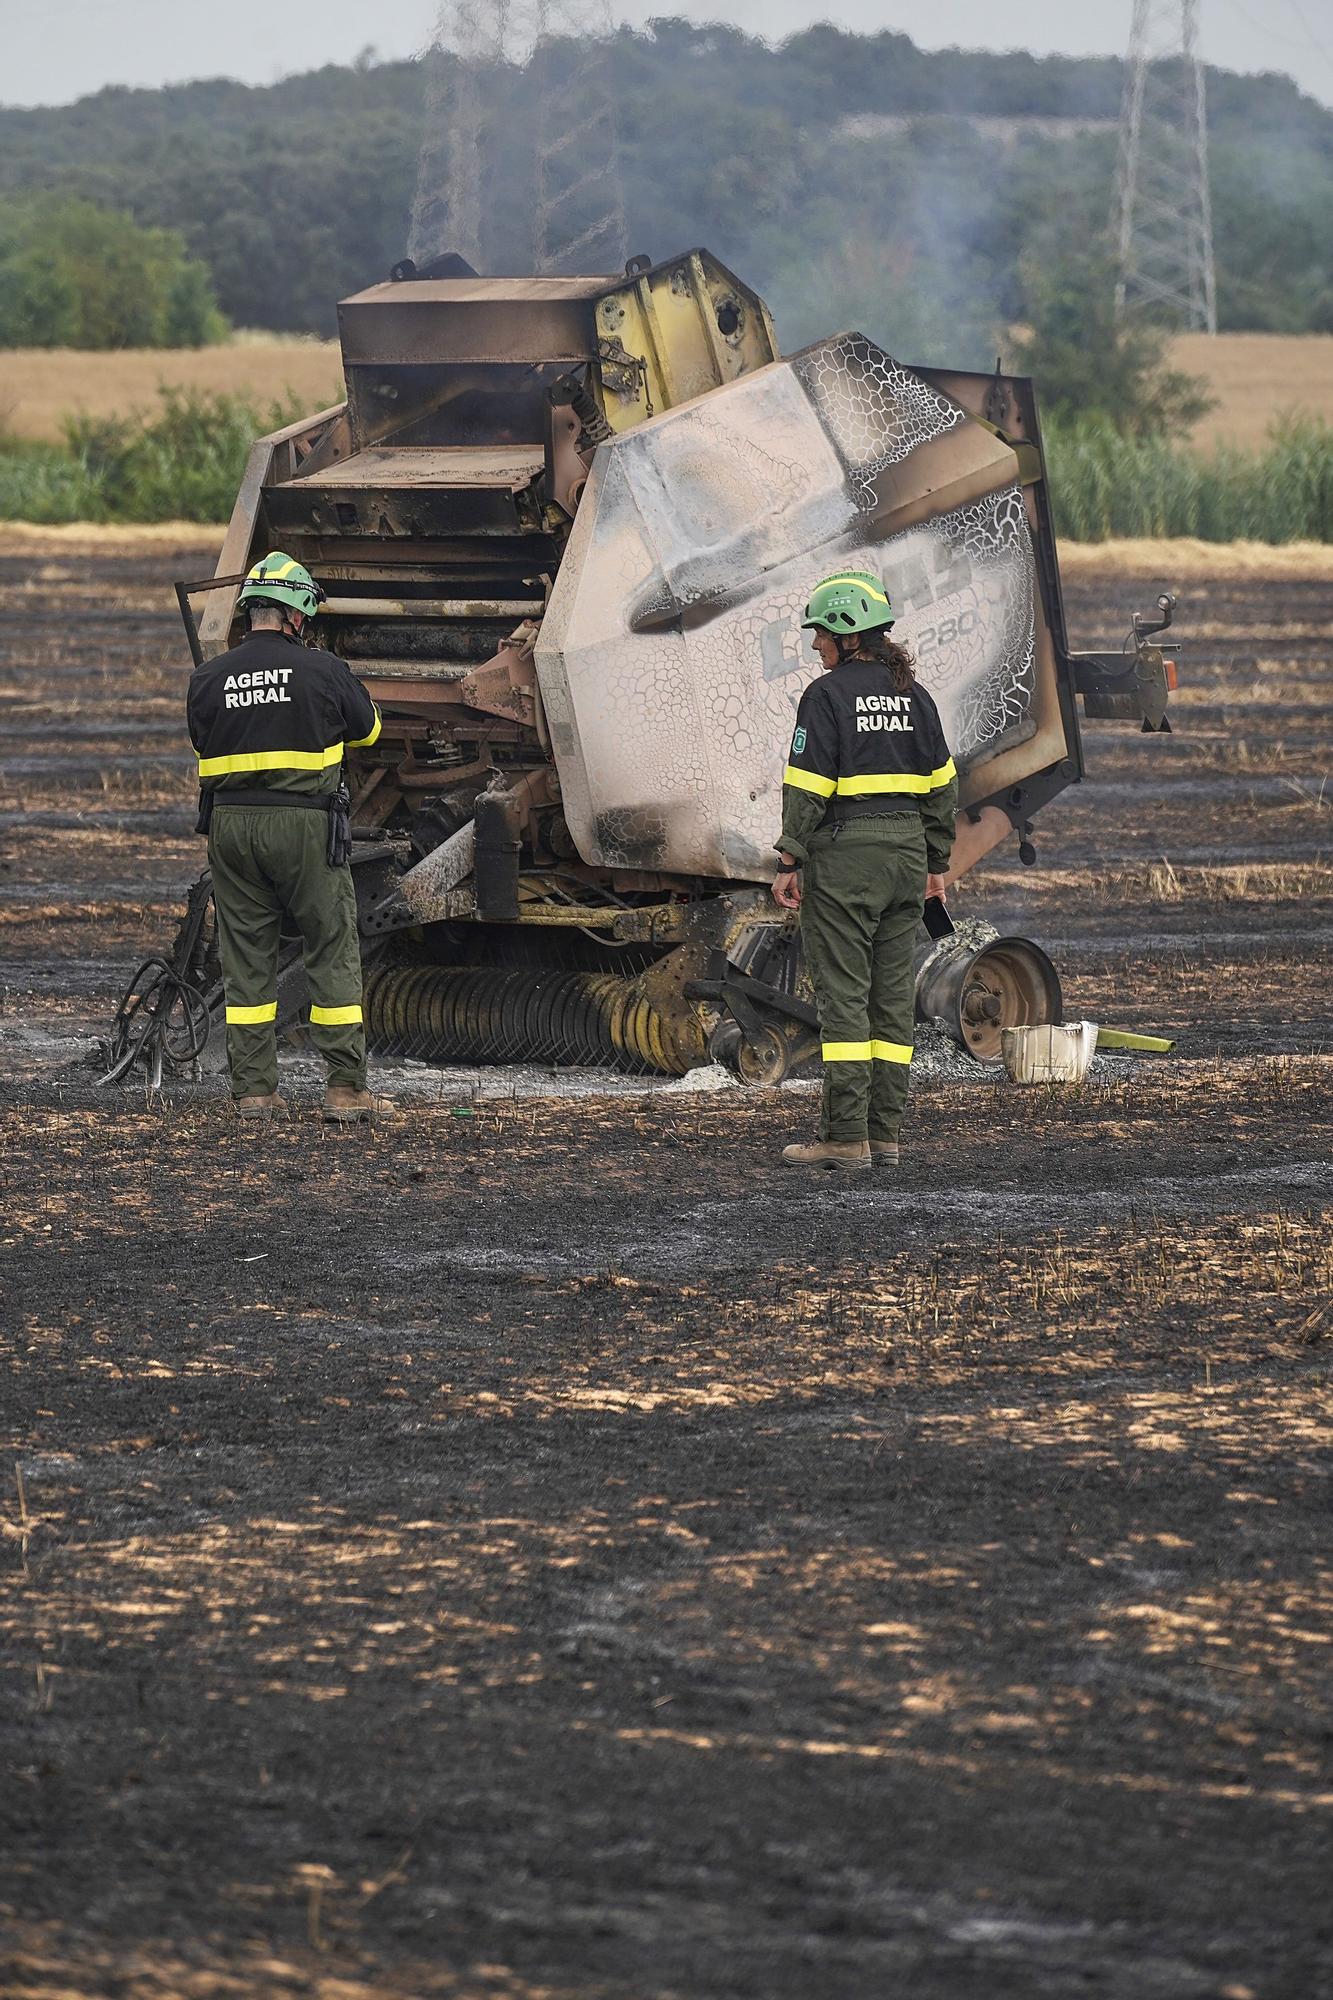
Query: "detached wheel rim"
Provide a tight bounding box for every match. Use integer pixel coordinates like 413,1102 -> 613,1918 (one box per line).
915,932 -> 1063,1063
958,940 -> 1063,1062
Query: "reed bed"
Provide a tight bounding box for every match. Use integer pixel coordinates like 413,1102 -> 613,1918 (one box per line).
1,390 -> 1329,544
1044,416 -> 1332,544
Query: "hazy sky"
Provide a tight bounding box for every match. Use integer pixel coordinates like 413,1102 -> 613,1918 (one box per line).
3,0 -> 1332,110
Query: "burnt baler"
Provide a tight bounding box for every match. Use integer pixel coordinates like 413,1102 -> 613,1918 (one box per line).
177,248 -> 1174,1080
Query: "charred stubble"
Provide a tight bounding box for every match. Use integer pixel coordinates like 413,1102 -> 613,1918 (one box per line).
0,541 -> 1330,1998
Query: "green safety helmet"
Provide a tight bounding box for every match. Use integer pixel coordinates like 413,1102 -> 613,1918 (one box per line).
236,551 -> 324,620
801,571 -> 894,636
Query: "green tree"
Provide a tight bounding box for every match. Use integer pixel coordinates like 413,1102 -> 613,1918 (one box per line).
0,197 -> 227,349
0,238 -> 81,346
1011,238 -> 1213,439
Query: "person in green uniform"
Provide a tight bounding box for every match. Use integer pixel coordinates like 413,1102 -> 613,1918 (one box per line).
186,552 -> 389,1123
773,572 -> 957,1172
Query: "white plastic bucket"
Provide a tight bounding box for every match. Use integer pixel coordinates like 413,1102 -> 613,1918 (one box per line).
1001,1021 -> 1099,1085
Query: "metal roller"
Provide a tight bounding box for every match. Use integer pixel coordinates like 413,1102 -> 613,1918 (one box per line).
363,964 -> 693,1075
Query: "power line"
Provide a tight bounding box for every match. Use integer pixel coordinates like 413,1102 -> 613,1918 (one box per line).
1217,0 -> 1333,65
1276,0 -> 1333,66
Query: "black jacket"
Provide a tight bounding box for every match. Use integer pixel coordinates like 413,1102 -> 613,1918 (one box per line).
186,632 -> 381,797
779,660 -> 957,872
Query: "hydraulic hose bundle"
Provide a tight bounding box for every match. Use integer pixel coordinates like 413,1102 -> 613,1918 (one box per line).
97,957 -> 212,1088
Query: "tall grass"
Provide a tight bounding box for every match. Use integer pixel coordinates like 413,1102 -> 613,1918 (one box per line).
0,442 -> 104,521
0,387 -> 303,524
1,391 -> 1329,541
1044,414 -> 1332,542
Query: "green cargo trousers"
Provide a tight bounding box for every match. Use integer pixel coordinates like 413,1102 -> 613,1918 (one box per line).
208,805 -> 367,1099
800,816 -> 925,1144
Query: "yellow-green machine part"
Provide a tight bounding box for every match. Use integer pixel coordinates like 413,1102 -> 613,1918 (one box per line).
176,248 -> 1174,1080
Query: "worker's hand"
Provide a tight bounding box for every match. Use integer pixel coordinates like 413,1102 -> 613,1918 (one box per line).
925,872 -> 949,902
772,866 -> 802,910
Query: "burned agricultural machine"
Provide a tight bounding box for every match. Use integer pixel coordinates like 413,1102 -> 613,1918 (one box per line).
171,249 -> 1175,1081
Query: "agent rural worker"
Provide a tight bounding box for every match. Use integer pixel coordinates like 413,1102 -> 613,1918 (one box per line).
773,572 -> 957,1172
186,552 -> 388,1122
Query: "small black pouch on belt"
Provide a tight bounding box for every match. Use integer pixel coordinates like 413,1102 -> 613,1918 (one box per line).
195,787 -> 215,836
326,782 -> 352,867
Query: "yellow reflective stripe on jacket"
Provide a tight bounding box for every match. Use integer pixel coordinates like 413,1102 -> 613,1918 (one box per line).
871,1039 -> 913,1064
348,710 -> 382,750
784,764 -> 837,798
309,1003 -> 363,1027
197,744 -> 345,778
225,1002 -> 278,1025
834,758 -> 956,797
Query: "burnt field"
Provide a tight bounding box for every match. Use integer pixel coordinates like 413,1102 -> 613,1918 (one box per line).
1,535 -> 1331,1999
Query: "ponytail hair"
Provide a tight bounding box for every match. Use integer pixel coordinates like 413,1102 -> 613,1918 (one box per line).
850,630 -> 916,695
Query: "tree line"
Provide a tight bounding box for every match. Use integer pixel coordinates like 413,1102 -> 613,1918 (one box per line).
0,21 -> 1328,376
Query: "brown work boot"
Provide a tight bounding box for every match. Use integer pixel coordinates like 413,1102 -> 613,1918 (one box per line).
869,1140 -> 900,1164
322,1086 -> 395,1124
233,1093 -> 289,1120
781,1139 -> 871,1172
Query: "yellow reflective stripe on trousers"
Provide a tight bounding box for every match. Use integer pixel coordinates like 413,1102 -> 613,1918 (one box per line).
834,758 -> 956,797
197,744 -> 344,778
823,1040 -> 913,1063
347,710 -> 382,750
309,1003 -> 363,1027
784,764 -> 837,798
225,1002 -> 277,1025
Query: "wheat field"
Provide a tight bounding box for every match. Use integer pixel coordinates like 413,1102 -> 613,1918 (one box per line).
1171,333 -> 1333,450
0,337 -> 343,442
2,331 -> 1330,449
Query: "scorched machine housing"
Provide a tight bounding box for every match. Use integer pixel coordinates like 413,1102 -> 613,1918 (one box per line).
170,247 -> 1175,1081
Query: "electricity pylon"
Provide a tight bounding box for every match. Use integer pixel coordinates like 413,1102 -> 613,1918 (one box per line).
409,0 -> 626,276
1112,0 -> 1218,333
532,0 -> 626,275
408,0 -> 502,273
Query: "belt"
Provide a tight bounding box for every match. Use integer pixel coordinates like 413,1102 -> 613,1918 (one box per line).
821,798 -> 921,826
204,783 -> 352,866
210,789 -> 334,812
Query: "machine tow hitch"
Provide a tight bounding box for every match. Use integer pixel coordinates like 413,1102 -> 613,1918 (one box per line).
1072,592 -> 1178,733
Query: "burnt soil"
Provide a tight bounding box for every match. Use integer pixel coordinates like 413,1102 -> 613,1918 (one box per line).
1,541 -> 1331,1999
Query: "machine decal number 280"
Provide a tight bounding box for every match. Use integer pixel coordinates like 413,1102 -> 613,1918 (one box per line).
915,606 -> 981,660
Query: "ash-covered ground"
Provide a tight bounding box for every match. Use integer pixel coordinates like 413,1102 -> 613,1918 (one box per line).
1,537 -> 1331,1999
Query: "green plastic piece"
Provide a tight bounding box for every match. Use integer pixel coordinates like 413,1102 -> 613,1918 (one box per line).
1095,1027 -> 1176,1053
237,551 -> 323,619
800,571 -> 895,635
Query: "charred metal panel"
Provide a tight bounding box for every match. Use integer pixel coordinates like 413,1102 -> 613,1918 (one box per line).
338,277 -> 609,367
537,332 -> 1053,881
264,483 -> 533,541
